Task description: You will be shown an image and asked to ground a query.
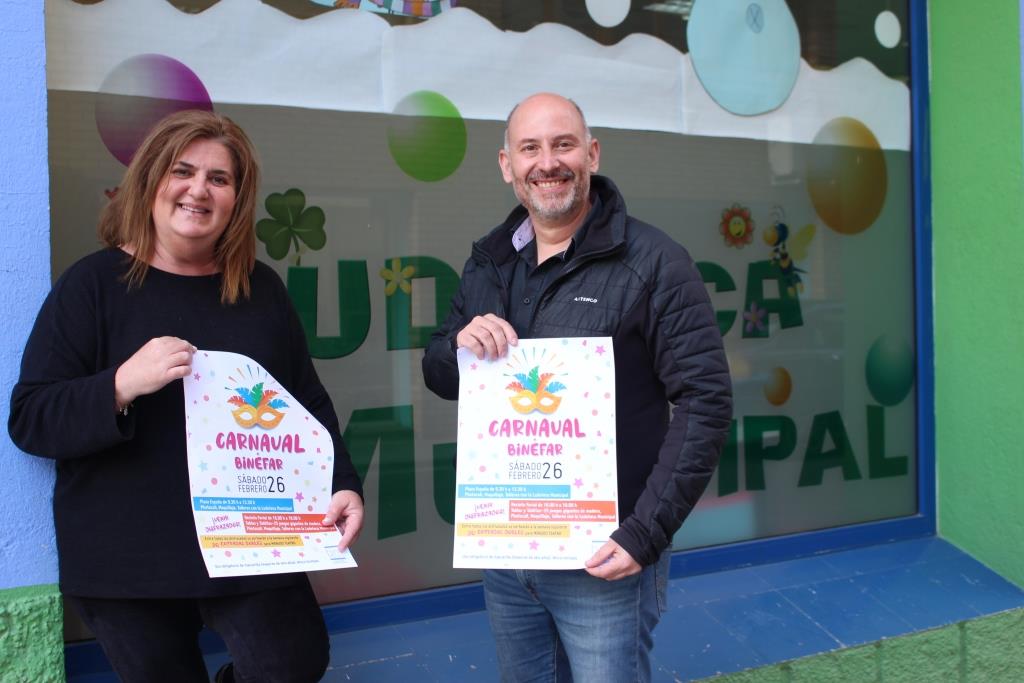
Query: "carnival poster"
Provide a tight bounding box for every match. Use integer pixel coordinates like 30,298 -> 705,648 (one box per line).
183,350 -> 356,577
453,338 -> 618,569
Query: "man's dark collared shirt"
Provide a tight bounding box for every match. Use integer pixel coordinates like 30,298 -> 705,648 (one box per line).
506,195 -> 601,337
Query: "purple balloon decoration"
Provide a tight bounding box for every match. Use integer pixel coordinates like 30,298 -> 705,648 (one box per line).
95,54 -> 213,166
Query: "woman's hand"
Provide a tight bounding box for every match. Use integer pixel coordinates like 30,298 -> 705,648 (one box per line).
113,336 -> 196,411
322,490 -> 364,552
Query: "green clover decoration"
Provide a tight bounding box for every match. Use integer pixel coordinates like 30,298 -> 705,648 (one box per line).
256,188 -> 327,265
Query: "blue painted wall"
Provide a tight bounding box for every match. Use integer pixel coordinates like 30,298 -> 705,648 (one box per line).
0,0 -> 58,590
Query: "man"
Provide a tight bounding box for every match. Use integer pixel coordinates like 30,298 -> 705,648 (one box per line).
422,92 -> 732,682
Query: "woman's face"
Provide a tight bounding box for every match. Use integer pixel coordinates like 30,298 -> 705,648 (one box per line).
151,138 -> 237,260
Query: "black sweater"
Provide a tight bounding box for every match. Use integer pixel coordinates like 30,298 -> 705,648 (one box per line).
423,176 -> 732,566
9,248 -> 362,598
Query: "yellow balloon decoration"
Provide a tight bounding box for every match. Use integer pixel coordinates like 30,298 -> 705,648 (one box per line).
806,117 -> 887,235
763,367 -> 793,406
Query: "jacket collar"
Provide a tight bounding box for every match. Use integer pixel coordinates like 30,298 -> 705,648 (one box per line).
473,175 -> 628,266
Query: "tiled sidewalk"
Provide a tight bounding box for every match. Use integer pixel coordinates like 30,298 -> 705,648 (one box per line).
67,537 -> 1024,682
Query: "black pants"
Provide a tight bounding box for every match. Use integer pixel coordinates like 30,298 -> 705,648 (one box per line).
68,581 -> 329,683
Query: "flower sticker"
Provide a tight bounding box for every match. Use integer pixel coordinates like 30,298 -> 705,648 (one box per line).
720,203 -> 755,248
380,258 -> 417,296
743,301 -> 766,333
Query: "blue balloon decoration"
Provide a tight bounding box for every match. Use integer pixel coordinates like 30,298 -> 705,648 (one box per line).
687,0 -> 801,116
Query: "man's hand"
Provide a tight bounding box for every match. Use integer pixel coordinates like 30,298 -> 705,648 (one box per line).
321,490 -> 364,552
456,314 -> 518,360
584,539 -> 642,581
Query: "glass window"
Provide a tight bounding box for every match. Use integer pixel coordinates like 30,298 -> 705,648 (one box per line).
47,0 -> 917,611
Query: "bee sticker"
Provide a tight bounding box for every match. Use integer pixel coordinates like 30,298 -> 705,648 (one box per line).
763,207 -> 815,297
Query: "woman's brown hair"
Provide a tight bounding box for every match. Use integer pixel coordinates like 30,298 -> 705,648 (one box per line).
98,110 -> 260,304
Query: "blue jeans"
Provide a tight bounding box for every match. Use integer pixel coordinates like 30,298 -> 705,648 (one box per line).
483,552 -> 671,683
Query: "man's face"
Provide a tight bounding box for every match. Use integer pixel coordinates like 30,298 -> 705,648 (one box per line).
499,95 -> 600,228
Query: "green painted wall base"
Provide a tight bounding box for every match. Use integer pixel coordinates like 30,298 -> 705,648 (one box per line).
0,584 -> 64,683
700,607 -> 1024,683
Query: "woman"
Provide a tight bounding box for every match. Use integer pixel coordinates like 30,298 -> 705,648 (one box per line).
8,110 -> 363,683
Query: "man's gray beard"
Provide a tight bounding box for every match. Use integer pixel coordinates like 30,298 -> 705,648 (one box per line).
529,189 -> 577,222
516,180 -> 583,223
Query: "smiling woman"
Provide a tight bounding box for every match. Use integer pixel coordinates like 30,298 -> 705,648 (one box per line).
9,110 -> 365,683
149,139 -> 237,273
97,110 -> 260,305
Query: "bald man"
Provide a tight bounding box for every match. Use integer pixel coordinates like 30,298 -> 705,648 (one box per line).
423,93 -> 732,682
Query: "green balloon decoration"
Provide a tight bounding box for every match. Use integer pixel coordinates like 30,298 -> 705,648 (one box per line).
387,91 -> 467,182
865,336 -> 914,406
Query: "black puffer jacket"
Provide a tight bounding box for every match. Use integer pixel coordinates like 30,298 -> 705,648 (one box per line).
423,176 -> 732,566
